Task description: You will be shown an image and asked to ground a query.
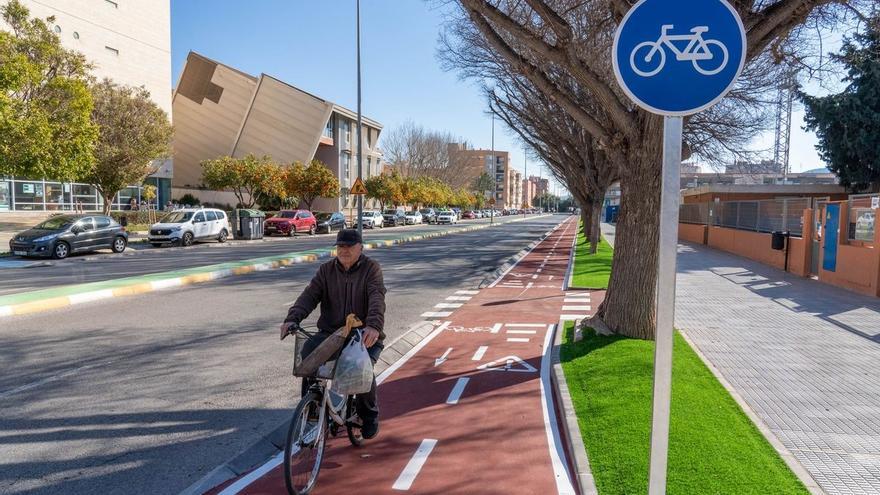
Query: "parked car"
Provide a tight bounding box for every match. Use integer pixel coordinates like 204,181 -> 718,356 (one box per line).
149,208 -> 230,247
451,207 -> 462,220
383,208 -> 406,227
10,214 -> 128,260
473,210 -> 483,219
436,210 -> 458,225
360,211 -> 384,229
314,211 -> 347,234
264,210 -> 317,236
404,210 -> 423,225
419,208 -> 437,224
462,210 -> 476,220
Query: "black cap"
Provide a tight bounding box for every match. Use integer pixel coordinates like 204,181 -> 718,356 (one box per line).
334,229 -> 362,246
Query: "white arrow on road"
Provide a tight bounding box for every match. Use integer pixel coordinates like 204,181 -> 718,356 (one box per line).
435,348 -> 453,367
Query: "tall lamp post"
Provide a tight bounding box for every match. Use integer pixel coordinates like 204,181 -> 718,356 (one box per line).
355,0 -> 363,236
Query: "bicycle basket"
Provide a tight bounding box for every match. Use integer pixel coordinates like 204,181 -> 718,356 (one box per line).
292,330 -> 339,380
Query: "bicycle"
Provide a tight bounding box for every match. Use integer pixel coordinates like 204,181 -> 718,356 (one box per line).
629,24 -> 729,77
283,324 -> 367,495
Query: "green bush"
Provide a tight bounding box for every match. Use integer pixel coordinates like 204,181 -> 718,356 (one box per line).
177,193 -> 200,206
110,211 -> 156,225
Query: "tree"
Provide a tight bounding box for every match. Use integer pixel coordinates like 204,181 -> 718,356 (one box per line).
0,0 -> 98,180
286,159 -> 340,210
445,0 -> 869,340
365,173 -> 395,211
201,154 -> 281,208
85,80 -> 172,214
382,121 -> 476,188
801,17 -> 880,191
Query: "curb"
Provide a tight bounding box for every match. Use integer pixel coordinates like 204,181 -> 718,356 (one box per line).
178,320 -> 442,495
0,215 -> 549,319
678,330 -> 826,495
551,320 -> 599,495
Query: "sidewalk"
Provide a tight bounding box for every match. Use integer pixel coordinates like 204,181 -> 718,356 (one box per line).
205,217 -> 582,494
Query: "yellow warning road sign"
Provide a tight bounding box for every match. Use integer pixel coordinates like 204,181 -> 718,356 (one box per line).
489,197 -> 496,205
350,177 -> 368,195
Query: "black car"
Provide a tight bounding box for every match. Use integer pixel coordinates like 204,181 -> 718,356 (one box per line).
382,209 -> 406,227
9,214 -> 128,259
419,208 -> 437,224
314,212 -> 347,234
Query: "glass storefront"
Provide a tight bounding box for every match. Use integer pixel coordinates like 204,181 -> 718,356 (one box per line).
0,177 -> 150,212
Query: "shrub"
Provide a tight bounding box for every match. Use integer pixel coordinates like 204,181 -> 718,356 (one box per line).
177,193 -> 200,206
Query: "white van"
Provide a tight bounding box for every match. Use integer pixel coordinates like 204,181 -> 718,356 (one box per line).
148,208 -> 230,247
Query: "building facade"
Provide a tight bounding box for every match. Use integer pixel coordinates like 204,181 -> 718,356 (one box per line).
522,179 -> 536,208
172,52 -> 383,213
0,0 -> 173,212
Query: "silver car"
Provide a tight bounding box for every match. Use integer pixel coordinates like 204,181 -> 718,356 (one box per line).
360,211 -> 384,229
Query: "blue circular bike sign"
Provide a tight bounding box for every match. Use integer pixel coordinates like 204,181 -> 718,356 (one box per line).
613,0 -> 746,116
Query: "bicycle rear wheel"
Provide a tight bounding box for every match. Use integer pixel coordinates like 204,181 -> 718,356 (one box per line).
284,392 -> 327,495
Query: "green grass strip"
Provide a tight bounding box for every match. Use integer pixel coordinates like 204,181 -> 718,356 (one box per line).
560,322 -> 808,495
571,222 -> 613,289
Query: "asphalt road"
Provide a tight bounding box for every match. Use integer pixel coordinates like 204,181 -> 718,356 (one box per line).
0,215 -> 564,495
0,216 -> 532,297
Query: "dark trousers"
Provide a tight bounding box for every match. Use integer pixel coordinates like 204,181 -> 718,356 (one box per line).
300,332 -> 383,422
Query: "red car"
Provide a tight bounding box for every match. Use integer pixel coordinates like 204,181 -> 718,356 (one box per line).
462,210 -> 476,219
264,210 -> 317,236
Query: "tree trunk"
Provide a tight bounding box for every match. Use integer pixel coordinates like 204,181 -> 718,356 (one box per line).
101,192 -> 114,215
596,142 -> 662,340
580,200 -> 591,238
589,197 -> 602,254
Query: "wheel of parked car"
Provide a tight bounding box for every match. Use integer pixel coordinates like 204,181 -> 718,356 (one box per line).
288,226 -> 296,237
218,229 -> 228,243
182,232 -> 194,246
309,224 -> 316,235
112,236 -> 127,253
53,241 -> 70,259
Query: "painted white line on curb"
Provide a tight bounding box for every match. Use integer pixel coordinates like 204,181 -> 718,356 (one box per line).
446,377 -> 470,405
540,323 -> 577,494
150,278 -> 182,290
559,314 -> 588,320
507,330 -> 537,334
434,303 -> 462,309
507,338 -> 530,343
490,323 -> 502,334
217,451 -> 284,495
421,311 -> 452,318
0,306 -> 12,317
562,305 -> 591,311
392,439 -> 438,491
68,289 -> 115,305
378,321 -> 450,385
445,296 -> 471,301
472,346 -> 488,361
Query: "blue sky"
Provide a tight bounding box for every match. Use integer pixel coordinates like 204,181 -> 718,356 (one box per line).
171,0 -> 839,185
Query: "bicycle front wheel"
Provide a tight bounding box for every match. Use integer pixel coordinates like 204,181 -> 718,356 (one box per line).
284,392 -> 328,495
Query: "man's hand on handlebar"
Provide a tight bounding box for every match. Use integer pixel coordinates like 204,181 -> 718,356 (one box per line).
280,321 -> 300,341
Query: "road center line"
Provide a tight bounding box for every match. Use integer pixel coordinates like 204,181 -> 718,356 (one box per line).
446,377 -> 470,405
392,439 -> 439,491
507,330 -> 537,334
472,346 -> 488,361
507,338 -> 530,343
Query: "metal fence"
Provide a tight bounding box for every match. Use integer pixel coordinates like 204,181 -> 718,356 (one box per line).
680,198 -> 809,236
848,193 -> 878,241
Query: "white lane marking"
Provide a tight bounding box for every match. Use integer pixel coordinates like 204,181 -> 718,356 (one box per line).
531,274 -> 539,279
564,298 -> 590,303
434,303 -> 463,309
487,223 -> 561,288
378,321 -> 450,384
434,348 -> 453,367
472,346 -> 488,361
536,268 -> 543,273
392,439 -> 439,491
559,314 -> 588,320
526,282 -> 534,289
446,377 -> 470,405
548,276 -> 555,281
476,355 -> 537,373
562,305 -> 591,311
507,337 -> 530,343
217,451 -> 285,495
445,296 -> 471,301
505,323 -> 545,328
0,306 -> 12,317
490,323 -> 502,334
540,324 -> 577,494
421,311 -> 452,318
507,330 -> 537,334
68,289 -> 115,305
456,290 -> 479,295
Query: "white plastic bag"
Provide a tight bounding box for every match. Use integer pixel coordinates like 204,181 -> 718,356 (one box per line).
331,330 -> 373,395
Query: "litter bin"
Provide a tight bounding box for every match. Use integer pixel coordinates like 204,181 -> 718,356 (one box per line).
237,209 -> 265,240
771,231 -> 787,251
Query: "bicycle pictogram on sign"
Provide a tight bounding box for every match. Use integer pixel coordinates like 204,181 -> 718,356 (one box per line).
629,24 -> 729,77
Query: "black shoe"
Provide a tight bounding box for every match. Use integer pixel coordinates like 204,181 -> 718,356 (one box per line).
361,419 -> 379,439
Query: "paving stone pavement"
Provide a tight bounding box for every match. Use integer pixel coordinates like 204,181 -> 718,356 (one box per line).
674,241 -> 880,495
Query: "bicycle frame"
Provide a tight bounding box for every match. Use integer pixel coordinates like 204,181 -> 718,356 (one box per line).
309,378 -> 354,429
655,26 -> 713,61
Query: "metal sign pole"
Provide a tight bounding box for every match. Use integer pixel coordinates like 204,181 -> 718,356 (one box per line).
355,0 -> 363,236
647,115 -> 683,495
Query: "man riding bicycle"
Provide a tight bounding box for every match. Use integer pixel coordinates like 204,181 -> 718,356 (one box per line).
280,228 -> 386,439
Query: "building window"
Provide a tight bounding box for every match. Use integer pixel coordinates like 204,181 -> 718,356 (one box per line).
341,153 -> 351,185
105,46 -> 119,56
366,157 -> 371,178
323,116 -> 334,139
341,120 -> 351,144
105,0 -> 118,7
367,129 -> 372,149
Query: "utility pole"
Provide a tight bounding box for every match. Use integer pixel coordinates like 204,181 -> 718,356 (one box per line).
523,149 -> 527,217
491,113 -> 495,225
355,0 -> 363,236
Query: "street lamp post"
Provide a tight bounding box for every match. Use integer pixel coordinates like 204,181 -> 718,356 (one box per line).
355,0 -> 363,236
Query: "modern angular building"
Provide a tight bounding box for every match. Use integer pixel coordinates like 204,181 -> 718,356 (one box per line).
172,52 -> 384,213
0,0 -> 173,212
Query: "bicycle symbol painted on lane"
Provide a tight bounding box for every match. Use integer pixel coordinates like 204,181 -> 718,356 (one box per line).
629,24 -> 729,77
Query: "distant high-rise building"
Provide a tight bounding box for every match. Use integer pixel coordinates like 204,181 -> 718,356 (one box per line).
447,144 -> 514,207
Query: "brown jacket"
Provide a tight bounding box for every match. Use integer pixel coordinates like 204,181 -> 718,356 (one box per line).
285,254 -> 387,342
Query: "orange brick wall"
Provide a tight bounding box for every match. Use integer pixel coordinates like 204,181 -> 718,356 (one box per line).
678,224 -> 707,244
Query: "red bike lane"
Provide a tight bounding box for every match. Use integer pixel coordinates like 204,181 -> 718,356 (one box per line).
213,216 -> 590,495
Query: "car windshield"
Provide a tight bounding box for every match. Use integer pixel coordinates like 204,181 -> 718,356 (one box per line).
35,216 -> 76,230
314,213 -> 332,221
278,211 -> 297,218
160,211 -> 194,223
420,209 -> 432,214
384,210 -> 398,215
406,211 -> 417,215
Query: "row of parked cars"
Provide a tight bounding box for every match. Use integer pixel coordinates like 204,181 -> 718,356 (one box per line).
9,205 -> 513,259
